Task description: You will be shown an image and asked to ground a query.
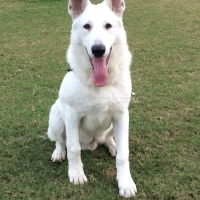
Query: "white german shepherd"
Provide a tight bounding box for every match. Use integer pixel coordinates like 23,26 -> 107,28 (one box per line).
47,0 -> 137,198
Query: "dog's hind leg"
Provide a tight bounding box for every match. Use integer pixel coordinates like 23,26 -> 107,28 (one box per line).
104,130 -> 117,157
47,100 -> 66,162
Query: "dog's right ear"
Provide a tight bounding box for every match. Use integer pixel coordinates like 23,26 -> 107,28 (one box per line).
104,0 -> 125,18
68,0 -> 91,20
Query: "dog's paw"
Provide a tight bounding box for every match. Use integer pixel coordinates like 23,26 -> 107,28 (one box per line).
105,137 -> 116,157
69,168 -> 88,185
118,176 -> 137,198
108,145 -> 117,157
51,148 -> 66,162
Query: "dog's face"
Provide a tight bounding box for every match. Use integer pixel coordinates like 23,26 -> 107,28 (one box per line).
68,0 -> 125,87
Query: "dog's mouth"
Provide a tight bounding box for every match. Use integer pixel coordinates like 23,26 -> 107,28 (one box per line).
87,48 -> 112,87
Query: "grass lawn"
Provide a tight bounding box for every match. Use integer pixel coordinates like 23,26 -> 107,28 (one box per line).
0,0 -> 199,199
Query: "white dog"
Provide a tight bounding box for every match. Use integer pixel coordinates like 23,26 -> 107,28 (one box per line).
47,0 -> 137,198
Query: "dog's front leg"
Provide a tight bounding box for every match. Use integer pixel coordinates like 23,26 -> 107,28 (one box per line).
113,110 -> 137,198
65,110 -> 87,185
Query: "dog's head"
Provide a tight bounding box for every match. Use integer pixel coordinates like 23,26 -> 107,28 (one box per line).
68,0 -> 126,87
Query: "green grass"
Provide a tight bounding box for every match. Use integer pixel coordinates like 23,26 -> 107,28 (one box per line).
0,0 -> 199,199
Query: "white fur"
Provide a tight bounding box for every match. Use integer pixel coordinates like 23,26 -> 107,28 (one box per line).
47,0 -> 137,198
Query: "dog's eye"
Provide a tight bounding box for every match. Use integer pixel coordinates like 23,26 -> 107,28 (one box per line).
105,23 -> 112,29
83,24 -> 91,30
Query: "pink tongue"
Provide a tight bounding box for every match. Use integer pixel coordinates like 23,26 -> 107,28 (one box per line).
91,58 -> 108,87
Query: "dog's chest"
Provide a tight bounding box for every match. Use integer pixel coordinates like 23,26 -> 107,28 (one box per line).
80,109 -> 112,133
78,97 -> 125,130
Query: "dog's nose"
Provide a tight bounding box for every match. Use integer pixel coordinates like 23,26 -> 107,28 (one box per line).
92,44 -> 106,57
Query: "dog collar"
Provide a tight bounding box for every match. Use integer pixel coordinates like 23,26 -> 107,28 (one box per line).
67,68 -> 73,72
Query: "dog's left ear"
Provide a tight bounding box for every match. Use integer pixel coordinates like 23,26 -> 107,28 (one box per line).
68,0 -> 91,20
104,0 -> 125,18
